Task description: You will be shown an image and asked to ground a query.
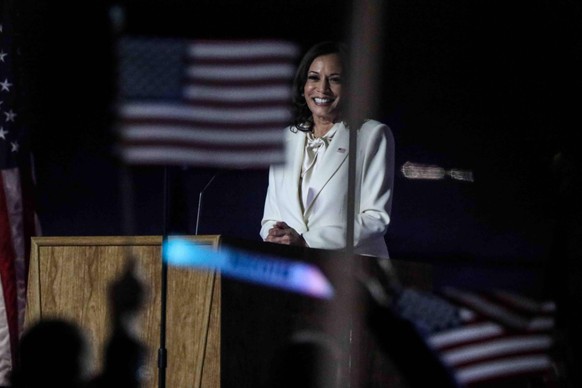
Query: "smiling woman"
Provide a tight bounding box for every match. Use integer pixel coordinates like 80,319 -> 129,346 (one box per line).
303,53 -> 344,137
260,41 -> 395,259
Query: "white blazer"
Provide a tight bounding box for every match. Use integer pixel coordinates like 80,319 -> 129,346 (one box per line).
260,120 -> 394,258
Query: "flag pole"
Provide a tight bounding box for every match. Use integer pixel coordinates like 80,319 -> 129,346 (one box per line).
158,166 -> 169,388
340,0 -> 385,386
346,0 -> 384,251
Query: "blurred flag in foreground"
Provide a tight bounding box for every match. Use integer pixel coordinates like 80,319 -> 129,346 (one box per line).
116,38 -> 299,168
0,9 -> 39,385
424,287 -> 557,386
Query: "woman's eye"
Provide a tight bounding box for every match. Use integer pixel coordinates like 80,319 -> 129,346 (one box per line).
330,77 -> 342,84
308,75 -> 319,81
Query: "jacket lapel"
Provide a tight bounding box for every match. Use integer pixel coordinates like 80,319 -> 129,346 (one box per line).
285,130 -> 308,224
303,123 -> 349,215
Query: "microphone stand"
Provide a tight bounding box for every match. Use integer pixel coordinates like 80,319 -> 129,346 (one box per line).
195,172 -> 220,235
159,168 -> 218,388
158,166 -> 170,388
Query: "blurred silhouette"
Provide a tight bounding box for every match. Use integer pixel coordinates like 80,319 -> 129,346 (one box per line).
88,259 -> 147,388
263,330 -> 342,388
10,319 -> 87,388
360,259 -> 460,388
10,259 -> 148,388
548,145 -> 582,387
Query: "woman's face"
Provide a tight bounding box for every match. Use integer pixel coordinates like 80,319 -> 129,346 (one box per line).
303,53 -> 343,124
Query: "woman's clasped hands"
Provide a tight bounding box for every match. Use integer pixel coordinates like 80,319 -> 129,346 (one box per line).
265,222 -> 306,246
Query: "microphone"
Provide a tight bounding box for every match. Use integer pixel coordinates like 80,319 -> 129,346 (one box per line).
195,172 -> 220,235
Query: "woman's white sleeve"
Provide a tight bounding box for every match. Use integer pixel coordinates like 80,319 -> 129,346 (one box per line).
260,166 -> 281,240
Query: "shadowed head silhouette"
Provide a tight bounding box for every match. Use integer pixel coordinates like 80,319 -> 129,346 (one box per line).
10,319 -> 87,388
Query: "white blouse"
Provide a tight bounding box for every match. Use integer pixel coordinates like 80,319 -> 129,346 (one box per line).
300,125 -> 338,213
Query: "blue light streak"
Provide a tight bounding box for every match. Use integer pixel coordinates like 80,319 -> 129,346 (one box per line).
163,237 -> 334,300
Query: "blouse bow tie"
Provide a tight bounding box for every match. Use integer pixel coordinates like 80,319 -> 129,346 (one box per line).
306,137 -> 328,151
302,135 -> 333,179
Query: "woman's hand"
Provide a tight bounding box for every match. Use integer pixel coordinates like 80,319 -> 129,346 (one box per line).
265,222 -> 306,246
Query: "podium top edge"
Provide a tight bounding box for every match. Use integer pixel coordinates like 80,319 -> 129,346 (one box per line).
30,235 -> 222,247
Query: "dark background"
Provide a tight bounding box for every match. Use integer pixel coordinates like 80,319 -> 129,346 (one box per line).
12,0 -> 582,294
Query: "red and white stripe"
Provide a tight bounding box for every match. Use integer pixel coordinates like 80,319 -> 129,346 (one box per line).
119,40 -> 298,168
428,287 -> 557,386
0,167 -> 38,385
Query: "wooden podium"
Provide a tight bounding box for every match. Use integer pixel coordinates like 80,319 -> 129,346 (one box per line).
25,235 -> 222,388
25,235 -> 434,388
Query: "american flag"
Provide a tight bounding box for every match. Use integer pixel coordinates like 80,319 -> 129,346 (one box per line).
0,7 -> 38,385
424,287 -> 558,386
116,38 -> 299,168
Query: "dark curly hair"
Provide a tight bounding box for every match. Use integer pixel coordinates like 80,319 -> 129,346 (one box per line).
292,41 -> 349,132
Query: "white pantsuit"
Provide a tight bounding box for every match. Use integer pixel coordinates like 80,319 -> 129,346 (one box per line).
260,120 -> 394,258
